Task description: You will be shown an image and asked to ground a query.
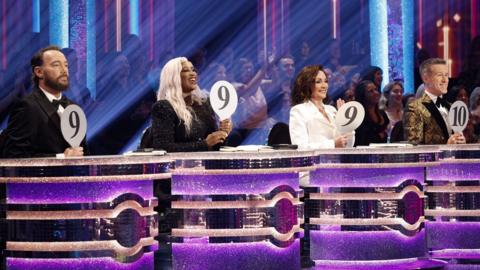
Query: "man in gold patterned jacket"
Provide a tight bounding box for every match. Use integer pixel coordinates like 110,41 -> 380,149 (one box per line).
404,58 -> 466,145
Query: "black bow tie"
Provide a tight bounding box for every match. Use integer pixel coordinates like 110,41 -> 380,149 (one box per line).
435,96 -> 447,108
52,97 -> 69,109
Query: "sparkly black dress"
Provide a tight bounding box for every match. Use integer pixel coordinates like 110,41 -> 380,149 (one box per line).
151,100 -> 217,152
354,110 -> 390,146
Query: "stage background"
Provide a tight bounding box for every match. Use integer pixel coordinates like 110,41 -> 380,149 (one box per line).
0,0 -> 478,153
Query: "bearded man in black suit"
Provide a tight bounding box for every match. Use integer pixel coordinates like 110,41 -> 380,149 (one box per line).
2,46 -> 86,158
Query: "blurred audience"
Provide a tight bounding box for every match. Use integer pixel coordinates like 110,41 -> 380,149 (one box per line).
200,62 -> 229,93
294,40 -> 315,71
361,66 -> 383,90
266,55 -> 296,124
0,66 -> 32,126
458,35 -> 480,93
354,80 -> 389,146
446,85 -> 469,105
89,51 -> 155,154
342,87 -> 355,102
446,85 -> 478,143
380,81 -> 404,142
227,57 -> 270,146
470,87 -> 480,138
61,48 -> 92,107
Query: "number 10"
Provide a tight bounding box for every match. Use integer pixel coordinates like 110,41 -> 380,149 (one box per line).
452,106 -> 467,127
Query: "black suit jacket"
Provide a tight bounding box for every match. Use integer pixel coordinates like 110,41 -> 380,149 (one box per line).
2,87 -> 87,158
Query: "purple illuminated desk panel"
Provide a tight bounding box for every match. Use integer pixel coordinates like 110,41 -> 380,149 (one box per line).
426,144 -> 480,264
304,147 -> 445,269
0,155 -> 174,270
169,150 -> 316,270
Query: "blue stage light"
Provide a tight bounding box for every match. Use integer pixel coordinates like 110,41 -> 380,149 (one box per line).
32,0 -> 40,33
369,0 -> 389,90
86,0 -> 96,99
402,0 -> 414,94
49,0 -> 68,48
130,0 -> 139,36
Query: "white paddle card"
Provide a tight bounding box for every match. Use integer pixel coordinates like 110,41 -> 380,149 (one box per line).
61,104 -> 87,147
210,80 -> 238,120
448,101 -> 469,133
335,101 -> 365,134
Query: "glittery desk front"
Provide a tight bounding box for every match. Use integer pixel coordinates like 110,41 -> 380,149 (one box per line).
169,150 -> 315,270
0,155 -> 173,270
303,147 -> 445,269
425,144 -> 480,266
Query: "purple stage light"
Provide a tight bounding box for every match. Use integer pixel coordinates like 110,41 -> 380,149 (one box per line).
426,222 -> 480,251
7,180 -> 153,204
6,252 -> 154,270
310,167 -> 425,187
172,239 -> 300,270
172,173 -> 299,195
427,163 -> 480,181
310,230 -> 426,261
313,258 -> 446,269
430,249 -> 480,260
275,198 -> 297,234
403,191 -> 424,225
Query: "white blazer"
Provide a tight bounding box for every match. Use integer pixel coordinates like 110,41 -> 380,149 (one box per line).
289,101 -> 354,149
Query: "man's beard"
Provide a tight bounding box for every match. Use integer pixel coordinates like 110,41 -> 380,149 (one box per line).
44,75 -> 69,92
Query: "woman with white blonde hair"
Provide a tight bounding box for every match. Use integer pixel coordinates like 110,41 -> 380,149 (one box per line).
151,57 -> 232,152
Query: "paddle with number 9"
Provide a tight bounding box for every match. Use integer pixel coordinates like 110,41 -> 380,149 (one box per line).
61,105 -> 87,147
335,101 -> 365,134
210,80 -> 238,120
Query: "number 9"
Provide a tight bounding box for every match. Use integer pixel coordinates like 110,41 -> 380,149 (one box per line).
69,111 -> 80,139
341,106 -> 357,126
218,86 -> 230,110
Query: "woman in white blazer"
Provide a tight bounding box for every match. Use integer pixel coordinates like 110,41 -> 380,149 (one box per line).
289,65 -> 354,149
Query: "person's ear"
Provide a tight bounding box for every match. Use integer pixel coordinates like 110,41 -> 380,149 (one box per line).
34,66 -> 44,80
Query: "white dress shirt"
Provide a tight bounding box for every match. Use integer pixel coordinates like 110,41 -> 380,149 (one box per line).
39,87 -> 65,115
425,91 -> 452,134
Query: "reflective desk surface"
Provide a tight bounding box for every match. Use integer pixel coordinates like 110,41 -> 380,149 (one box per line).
1,145 -> 480,269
